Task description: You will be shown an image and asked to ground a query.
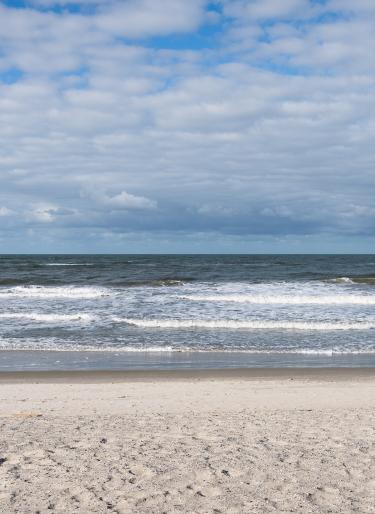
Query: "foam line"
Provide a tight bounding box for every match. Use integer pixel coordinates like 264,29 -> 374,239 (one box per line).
180,294 -> 375,305
117,318 -> 375,330
0,286 -> 109,299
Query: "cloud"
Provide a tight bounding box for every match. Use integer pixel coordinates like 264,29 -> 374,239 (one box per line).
27,205 -> 58,223
328,0 -> 375,14
0,0 -> 374,251
95,0 -> 207,38
102,191 -> 157,210
0,207 -> 13,216
28,0 -> 100,5
223,0 -> 315,21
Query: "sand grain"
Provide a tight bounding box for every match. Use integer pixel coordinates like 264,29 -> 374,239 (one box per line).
1,372 -> 375,513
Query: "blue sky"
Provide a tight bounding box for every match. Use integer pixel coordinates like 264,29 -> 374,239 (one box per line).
0,0 -> 375,253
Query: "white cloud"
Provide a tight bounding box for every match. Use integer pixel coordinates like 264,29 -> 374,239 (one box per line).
81,188 -> 157,211
328,0 -> 375,14
28,0 -> 101,5
95,0 -> 206,38
28,205 -> 59,223
0,1 -> 375,251
223,0 -> 314,21
104,191 -> 157,210
0,207 -> 13,217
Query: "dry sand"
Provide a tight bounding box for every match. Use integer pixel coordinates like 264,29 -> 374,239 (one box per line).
1,368 -> 375,513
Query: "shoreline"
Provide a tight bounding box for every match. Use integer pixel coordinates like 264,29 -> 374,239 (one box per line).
2,348 -> 375,373
1,366 -> 375,383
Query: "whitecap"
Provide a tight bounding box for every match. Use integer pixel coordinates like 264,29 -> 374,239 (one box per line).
0,313 -> 94,323
0,285 -> 110,299
115,318 -> 375,330
44,263 -> 94,267
180,294 -> 375,305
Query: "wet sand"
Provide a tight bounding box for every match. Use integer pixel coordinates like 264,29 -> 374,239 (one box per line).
1,369 -> 375,512
1,366 -> 375,382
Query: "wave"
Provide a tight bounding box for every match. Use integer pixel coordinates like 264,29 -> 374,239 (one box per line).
0,279 -> 38,286
1,342 -> 375,355
351,278 -> 375,285
115,318 -> 375,331
44,263 -> 94,267
0,313 -> 93,322
0,285 -> 109,299
0,342 -> 175,352
121,278 -> 194,287
330,276 -> 375,285
329,276 -> 355,284
180,294 -> 375,305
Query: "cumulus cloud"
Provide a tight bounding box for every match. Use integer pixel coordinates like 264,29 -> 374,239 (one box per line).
223,0 -> 315,21
99,191 -> 157,210
0,207 -> 13,217
0,0 -> 374,251
27,204 -> 76,223
95,0 -> 207,38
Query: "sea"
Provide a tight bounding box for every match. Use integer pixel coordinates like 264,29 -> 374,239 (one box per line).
1,254 -> 375,371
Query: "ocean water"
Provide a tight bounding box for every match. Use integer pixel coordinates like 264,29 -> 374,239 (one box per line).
1,254 -> 375,370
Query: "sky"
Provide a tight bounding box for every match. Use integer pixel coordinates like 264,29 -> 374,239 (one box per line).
0,0 -> 375,253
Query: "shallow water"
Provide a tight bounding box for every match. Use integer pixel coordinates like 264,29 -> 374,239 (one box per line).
1,254 -> 375,369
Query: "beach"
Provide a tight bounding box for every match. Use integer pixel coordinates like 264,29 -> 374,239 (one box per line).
2,0 -> 375,505
1,369 -> 375,513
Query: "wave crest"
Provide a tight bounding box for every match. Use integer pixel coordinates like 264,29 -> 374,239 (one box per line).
116,318 -> 375,331
44,263 -> 94,267
0,313 -> 93,322
0,286 -> 109,299
180,294 -> 375,305
330,276 -> 375,285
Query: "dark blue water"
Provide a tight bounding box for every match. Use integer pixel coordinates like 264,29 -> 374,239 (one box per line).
1,254 -> 375,370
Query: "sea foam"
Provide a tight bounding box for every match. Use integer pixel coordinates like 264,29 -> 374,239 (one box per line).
117,318 -> 375,330
44,263 -> 94,267
0,286 -> 109,299
0,313 -> 93,322
180,294 -> 375,305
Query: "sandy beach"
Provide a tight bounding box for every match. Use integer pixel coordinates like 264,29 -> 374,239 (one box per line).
1,368 -> 375,513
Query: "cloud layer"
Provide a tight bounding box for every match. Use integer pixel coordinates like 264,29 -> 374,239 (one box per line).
0,0 -> 374,252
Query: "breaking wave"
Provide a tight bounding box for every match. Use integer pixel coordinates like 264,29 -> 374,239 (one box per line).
121,278 -> 194,287
0,285 -> 110,299
330,276 -> 375,285
43,263 -> 94,267
0,312 -> 93,323
116,318 -> 375,331
1,340 -> 375,354
181,294 -> 375,305
0,341 -> 174,352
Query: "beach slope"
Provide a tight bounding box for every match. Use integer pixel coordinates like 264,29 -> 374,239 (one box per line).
1,369 -> 375,513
